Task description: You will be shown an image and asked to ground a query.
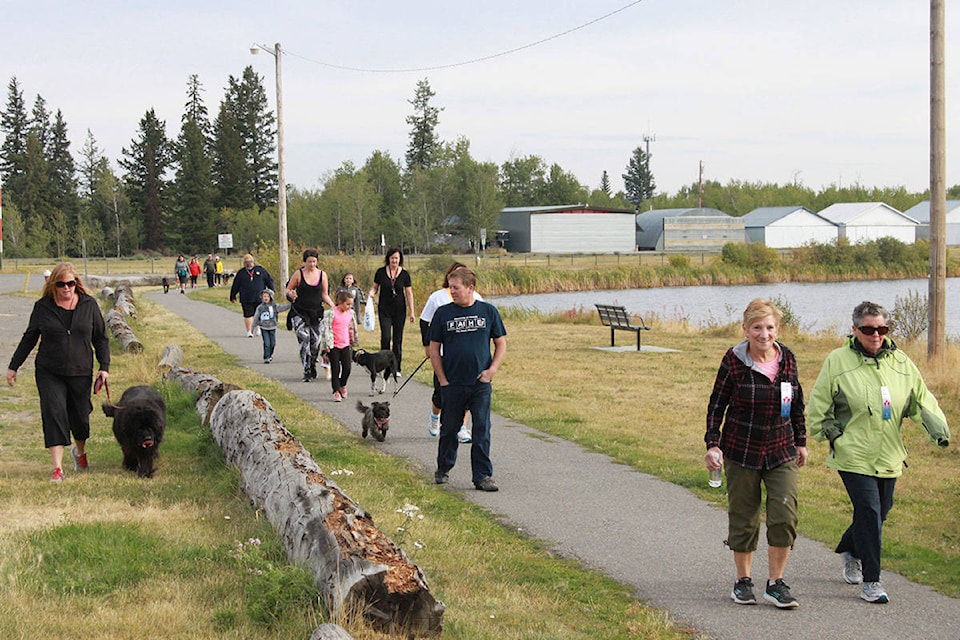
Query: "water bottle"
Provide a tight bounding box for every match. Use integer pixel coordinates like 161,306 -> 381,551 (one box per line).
708,452 -> 723,488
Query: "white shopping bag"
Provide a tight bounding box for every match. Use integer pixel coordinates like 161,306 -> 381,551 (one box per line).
363,302 -> 376,332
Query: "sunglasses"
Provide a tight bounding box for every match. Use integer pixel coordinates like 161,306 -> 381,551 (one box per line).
55,280 -> 77,288
858,325 -> 889,336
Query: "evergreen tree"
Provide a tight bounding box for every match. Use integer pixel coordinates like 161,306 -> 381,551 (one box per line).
170,74 -> 216,251
404,78 -> 443,171
211,99 -> 252,210
541,163 -> 588,205
600,170 -> 611,195
622,146 -> 656,208
233,67 -> 277,211
29,95 -> 51,156
120,109 -> 170,251
47,110 -> 80,230
1,77 -> 30,209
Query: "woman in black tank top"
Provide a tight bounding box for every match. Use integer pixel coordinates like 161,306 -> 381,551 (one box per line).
284,249 -> 334,381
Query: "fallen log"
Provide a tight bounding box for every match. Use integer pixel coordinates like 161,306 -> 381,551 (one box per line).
163,358 -> 444,637
104,308 -> 144,353
310,624 -> 354,640
113,284 -> 137,318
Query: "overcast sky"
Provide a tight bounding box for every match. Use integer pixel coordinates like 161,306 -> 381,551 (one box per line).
3,1 -> 959,198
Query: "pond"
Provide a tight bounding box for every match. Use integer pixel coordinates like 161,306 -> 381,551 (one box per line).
489,277 -> 960,337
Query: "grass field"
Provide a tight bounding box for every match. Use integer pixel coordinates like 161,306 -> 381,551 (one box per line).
1,277 -> 958,638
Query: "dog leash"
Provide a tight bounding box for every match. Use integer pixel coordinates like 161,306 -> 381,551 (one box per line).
94,376 -> 116,406
392,356 -> 429,398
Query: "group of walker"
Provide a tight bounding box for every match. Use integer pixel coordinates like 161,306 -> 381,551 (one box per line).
706,298 -> 950,608
228,248 -> 507,492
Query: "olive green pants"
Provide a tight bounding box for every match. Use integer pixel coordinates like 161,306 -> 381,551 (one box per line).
725,461 -> 799,552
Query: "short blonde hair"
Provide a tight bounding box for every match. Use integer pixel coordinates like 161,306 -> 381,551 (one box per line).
742,298 -> 782,328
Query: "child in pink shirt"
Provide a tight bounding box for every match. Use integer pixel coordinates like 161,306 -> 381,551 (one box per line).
323,290 -> 358,402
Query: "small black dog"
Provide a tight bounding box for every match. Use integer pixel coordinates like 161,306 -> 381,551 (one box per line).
353,348 -> 399,396
161,277 -> 170,294
356,400 -> 390,442
103,385 -> 166,478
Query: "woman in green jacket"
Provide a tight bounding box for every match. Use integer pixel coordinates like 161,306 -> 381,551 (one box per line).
808,301 -> 950,605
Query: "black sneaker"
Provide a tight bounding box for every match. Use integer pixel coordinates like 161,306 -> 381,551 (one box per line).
731,577 -> 757,605
434,471 -> 449,485
764,579 -> 799,609
474,477 -> 499,492
302,372 -> 311,382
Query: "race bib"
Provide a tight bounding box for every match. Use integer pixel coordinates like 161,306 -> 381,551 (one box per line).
780,382 -> 793,418
880,386 -> 892,420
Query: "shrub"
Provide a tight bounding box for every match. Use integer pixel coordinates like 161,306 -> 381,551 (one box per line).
891,289 -> 928,341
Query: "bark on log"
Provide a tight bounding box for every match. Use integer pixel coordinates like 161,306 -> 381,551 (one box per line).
104,308 -> 144,353
113,285 -> 137,318
163,358 -> 445,637
310,624 -> 354,640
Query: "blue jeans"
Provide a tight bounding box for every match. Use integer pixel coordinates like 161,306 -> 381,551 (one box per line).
261,328 -> 276,360
836,471 -> 897,582
437,381 -> 492,484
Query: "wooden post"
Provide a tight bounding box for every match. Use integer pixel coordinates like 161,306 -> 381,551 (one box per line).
929,0 -> 946,359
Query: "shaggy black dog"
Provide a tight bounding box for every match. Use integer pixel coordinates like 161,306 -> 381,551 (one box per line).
356,400 -> 390,442
102,385 -> 166,478
353,348 -> 399,396
161,277 -> 170,294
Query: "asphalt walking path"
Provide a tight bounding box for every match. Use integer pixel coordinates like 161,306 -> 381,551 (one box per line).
2,274 -> 959,639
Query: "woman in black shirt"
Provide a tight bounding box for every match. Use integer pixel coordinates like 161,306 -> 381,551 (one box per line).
369,247 -> 415,376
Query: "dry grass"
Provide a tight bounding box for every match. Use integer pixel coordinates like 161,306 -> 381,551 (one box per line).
480,312 -> 960,595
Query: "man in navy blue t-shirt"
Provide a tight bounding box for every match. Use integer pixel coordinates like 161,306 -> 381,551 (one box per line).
428,267 -> 507,492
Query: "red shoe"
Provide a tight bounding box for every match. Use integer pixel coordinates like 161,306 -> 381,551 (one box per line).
51,467 -> 64,483
340,388 -> 348,399
71,446 -> 89,472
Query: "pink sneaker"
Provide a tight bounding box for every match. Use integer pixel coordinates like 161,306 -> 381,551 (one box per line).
333,391 -> 342,402
51,467 -> 64,483
71,446 -> 89,472
340,388 -> 348,399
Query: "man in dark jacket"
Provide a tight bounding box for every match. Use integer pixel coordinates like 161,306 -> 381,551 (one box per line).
203,254 -> 217,288
229,253 -> 275,337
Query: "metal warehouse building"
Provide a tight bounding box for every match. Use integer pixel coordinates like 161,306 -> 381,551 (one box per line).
636,208 -> 744,251
499,205 -> 637,253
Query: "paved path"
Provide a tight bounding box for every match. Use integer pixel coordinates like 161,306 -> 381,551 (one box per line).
2,275 -> 958,639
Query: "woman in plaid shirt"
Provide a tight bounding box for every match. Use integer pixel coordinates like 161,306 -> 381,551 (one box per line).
705,298 -> 808,609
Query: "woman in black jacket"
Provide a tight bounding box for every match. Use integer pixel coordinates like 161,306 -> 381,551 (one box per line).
6,263 -> 110,482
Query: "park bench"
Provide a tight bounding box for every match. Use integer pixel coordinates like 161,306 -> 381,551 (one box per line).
595,303 -> 651,351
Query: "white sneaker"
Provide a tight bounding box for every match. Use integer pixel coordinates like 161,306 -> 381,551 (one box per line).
428,414 -> 440,437
254,326 -> 261,336
861,581 -> 889,604
841,551 -> 862,584
457,426 -> 472,443
246,331 -> 254,338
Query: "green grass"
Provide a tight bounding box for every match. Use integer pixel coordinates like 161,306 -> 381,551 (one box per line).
0,294 -> 696,640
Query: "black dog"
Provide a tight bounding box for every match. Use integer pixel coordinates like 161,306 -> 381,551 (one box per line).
102,385 -> 166,478
353,348 -> 399,396
161,277 -> 170,294
356,400 -> 390,442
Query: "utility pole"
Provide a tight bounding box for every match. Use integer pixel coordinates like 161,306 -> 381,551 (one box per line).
251,42 -> 289,287
929,0 -> 946,359
697,161 -> 704,208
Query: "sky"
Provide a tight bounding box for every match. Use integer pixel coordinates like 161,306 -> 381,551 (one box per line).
3,0 -> 960,198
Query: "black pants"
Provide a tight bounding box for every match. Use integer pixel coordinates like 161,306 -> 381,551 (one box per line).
36,368 -> 92,448
206,272 -> 215,288
836,471 -> 896,583
379,308 -> 406,371
329,346 -> 352,393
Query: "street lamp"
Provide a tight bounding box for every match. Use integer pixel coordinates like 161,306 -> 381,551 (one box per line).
250,42 -> 289,287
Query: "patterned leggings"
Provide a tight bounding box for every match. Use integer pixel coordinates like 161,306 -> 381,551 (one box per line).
291,315 -> 323,372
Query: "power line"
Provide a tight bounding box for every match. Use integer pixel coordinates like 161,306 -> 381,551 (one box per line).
284,1 -> 644,73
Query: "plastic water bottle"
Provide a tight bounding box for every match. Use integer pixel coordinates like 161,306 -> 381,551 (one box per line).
708,452 -> 723,488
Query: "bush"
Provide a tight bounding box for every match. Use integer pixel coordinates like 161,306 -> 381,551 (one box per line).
891,289 -> 928,341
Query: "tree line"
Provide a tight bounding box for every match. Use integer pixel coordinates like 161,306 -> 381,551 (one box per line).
2,70 -> 951,260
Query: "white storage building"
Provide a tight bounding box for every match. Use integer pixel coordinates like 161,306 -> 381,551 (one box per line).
742,206 -> 838,248
817,202 -> 918,243
498,205 -> 637,253
902,200 -> 960,245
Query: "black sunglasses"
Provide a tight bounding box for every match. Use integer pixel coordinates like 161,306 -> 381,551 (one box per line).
55,280 -> 77,288
858,325 -> 889,336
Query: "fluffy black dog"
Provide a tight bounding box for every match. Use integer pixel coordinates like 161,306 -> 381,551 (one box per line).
353,348 -> 399,396
102,385 -> 166,478
356,400 -> 390,442
161,277 -> 170,294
